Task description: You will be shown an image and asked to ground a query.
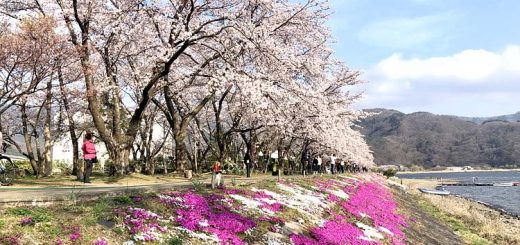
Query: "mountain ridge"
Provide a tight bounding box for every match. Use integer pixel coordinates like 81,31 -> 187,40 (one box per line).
357,108 -> 520,169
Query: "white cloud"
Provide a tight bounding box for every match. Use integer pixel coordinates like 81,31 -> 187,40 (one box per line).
376,47 -> 520,81
357,45 -> 520,116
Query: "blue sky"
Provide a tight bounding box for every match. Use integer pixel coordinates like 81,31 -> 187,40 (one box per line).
326,0 -> 520,116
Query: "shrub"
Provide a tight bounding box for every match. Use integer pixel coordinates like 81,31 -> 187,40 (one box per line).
167,237 -> 183,245
382,168 -> 397,178
54,160 -> 72,175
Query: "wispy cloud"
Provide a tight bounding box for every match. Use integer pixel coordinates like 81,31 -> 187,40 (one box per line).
357,13 -> 456,50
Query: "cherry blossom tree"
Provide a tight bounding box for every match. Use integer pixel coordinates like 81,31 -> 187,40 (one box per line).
1,0 -> 375,177
0,16 -> 69,176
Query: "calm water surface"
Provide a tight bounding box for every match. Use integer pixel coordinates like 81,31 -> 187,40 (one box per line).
396,171 -> 520,216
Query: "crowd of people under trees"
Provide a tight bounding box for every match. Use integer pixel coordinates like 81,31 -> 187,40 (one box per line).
210,150 -> 368,188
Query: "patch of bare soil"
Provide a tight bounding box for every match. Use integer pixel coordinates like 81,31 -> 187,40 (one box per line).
392,187 -> 464,245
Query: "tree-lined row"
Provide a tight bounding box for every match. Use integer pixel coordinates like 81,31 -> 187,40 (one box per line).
0,0 -> 373,176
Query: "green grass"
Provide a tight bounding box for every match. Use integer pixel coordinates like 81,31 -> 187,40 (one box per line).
6,207 -> 53,223
40,223 -> 63,236
414,194 -> 493,245
166,236 -> 184,245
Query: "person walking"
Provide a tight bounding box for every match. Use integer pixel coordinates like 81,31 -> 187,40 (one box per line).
317,155 -> 322,174
330,154 -> 336,174
212,161 -> 222,189
244,151 -> 251,178
312,157 -> 318,175
81,131 -> 97,183
301,152 -> 309,176
340,159 -> 345,173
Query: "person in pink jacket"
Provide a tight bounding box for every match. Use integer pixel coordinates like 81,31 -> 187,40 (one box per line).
81,131 -> 97,183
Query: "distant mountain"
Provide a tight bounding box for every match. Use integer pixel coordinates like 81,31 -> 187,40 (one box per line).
357,109 -> 520,169
458,111 -> 520,124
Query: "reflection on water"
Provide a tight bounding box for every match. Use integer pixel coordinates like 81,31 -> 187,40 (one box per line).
397,171 -> 520,216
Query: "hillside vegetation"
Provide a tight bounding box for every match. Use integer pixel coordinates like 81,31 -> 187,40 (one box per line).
358,109 -> 520,168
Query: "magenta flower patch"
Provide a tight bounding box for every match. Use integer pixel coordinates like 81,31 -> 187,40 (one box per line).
328,194 -> 340,202
260,201 -> 283,212
290,233 -> 319,245
121,207 -> 167,242
161,191 -> 256,245
254,191 -> 273,199
0,234 -> 20,245
341,181 -> 408,243
69,226 -> 81,242
20,217 -> 34,226
91,238 -> 108,245
312,220 -> 379,245
290,219 -> 383,245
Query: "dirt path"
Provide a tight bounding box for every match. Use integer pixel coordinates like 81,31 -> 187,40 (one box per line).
0,174 -> 285,206
392,187 -> 464,245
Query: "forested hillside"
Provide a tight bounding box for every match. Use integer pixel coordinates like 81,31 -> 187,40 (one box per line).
358,109 -> 520,168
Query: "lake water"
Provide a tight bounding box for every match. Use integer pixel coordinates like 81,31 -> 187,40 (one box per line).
396,171 -> 520,216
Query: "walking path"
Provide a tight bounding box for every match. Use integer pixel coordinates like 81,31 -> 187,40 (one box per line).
0,174 -> 285,206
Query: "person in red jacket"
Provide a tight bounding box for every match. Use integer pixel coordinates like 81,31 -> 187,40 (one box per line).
212,161 -> 222,189
81,131 -> 97,183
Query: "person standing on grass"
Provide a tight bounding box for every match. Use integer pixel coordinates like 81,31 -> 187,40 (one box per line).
312,156 -> 318,175
244,150 -> 251,178
330,154 -> 336,174
340,159 -> 345,173
317,155 -> 322,174
212,161 -> 222,189
81,131 -> 97,183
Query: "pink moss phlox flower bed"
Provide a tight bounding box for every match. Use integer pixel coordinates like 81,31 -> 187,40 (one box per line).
20,217 -> 34,226
328,194 -> 340,202
69,226 -> 81,242
340,181 -> 408,244
290,233 -> 320,245
290,218 -> 381,245
160,191 -> 256,245
312,220 -> 379,245
92,238 -> 108,245
314,179 -> 340,192
254,191 -> 273,199
0,234 -> 20,245
115,174 -> 407,245
287,175 -> 407,245
121,207 -> 167,242
222,188 -> 243,195
260,201 -> 283,212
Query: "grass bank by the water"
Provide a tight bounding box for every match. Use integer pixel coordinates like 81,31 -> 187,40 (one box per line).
400,178 -> 520,245
397,169 -> 520,174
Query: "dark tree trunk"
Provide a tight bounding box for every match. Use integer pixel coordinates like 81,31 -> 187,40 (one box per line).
20,101 -> 38,176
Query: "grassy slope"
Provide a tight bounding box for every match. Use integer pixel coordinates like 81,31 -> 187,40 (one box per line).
3,174 -> 514,245
0,174 -> 405,244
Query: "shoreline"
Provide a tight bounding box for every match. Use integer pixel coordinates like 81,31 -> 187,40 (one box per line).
449,193 -> 520,219
396,177 -> 519,218
397,168 -> 520,174
394,177 -> 520,244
